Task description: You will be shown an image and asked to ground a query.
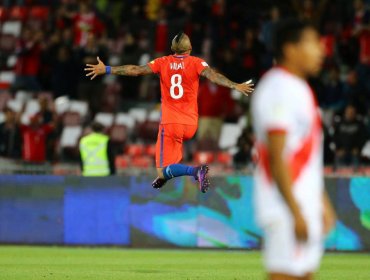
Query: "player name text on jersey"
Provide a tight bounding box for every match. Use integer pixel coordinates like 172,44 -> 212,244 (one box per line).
170,62 -> 185,70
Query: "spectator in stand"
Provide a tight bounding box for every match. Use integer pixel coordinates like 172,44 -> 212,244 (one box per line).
233,127 -> 254,170
36,97 -> 56,125
37,97 -> 58,161
0,108 -> 22,159
61,28 -> 75,49
352,0 -> 370,96
76,32 -> 107,116
3,0 -> 32,8
352,0 -> 370,64
320,65 -> 346,111
241,28 -> 264,79
344,69 -> 369,114
290,0 -> 329,25
53,3 -> 70,30
119,33 -> 144,100
260,6 -> 280,50
197,79 -> 235,143
154,8 -> 169,56
218,49 -> 245,83
333,105 -> 367,170
259,6 -> 280,70
51,45 -> 77,98
72,1 -> 105,47
12,28 -> 43,92
40,28 -> 75,93
39,31 -> 61,91
20,114 -> 54,163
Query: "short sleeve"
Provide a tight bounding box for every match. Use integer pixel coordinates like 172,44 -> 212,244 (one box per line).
195,58 -> 209,75
254,86 -> 295,135
147,57 -> 164,74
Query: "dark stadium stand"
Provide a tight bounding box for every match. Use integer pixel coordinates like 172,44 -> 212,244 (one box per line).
0,0 -> 370,175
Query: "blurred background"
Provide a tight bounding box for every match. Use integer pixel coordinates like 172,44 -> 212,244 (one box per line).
0,0 -> 370,176
0,0 -> 369,256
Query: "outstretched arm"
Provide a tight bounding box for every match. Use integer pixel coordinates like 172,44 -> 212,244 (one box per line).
85,57 -> 153,80
200,67 -> 254,96
111,65 -> 153,76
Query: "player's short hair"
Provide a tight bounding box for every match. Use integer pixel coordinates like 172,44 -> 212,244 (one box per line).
272,18 -> 315,61
171,32 -> 192,54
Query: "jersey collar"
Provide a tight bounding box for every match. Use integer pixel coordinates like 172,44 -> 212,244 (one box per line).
172,54 -> 190,58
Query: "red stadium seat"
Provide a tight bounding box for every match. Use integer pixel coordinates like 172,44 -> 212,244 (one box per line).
0,71 -> 15,90
0,82 -> 10,90
216,151 -> 233,166
126,144 -> 145,157
29,6 -> 49,21
193,151 -> 215,165
115,155 -> 130,169
0,7 -> 8,22
131,155 -> 153,168
9,6 -> 28,21
145,144 -> 156,157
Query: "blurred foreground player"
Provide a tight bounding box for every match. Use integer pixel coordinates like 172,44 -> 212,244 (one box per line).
251,19 -> 336,280
84,32 -> 254,192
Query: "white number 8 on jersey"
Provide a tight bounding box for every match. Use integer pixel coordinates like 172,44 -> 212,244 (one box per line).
170,74 -> 184,99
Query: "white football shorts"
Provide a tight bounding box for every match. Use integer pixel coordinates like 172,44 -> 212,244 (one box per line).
262,213 -> 324,276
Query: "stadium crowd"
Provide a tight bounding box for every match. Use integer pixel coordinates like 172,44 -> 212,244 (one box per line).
0,0 -> 370,172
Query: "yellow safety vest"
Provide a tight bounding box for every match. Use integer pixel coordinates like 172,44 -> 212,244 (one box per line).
80,133 -> 110,176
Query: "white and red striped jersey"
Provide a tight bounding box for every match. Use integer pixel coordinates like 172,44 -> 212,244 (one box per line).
251,67 -> 324,225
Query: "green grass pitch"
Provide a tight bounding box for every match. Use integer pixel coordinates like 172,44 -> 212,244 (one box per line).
0,246 -> 369,280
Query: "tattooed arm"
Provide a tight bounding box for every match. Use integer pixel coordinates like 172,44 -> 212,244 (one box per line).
85,57 -> 153,80
200,67 -> 254,95
111,65 -> 153,76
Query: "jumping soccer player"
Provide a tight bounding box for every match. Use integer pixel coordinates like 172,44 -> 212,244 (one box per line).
84,32 -> 254,193
251,19 -> 336,280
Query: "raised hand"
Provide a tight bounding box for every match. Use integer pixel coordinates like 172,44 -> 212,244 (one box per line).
84,57 -> 106,80
234,80 -> 254,96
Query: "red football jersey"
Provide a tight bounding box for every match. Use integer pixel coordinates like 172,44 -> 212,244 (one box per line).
147,54 -> 208,126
